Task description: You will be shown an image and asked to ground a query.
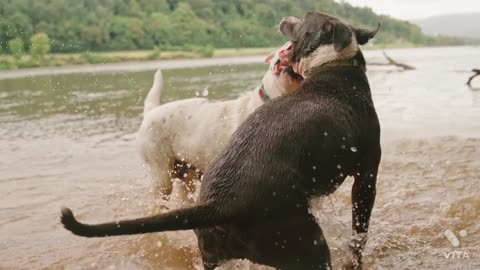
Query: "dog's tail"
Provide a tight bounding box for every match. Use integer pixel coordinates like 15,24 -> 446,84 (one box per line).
143,69 -> 163,115
60,203 -> 223,237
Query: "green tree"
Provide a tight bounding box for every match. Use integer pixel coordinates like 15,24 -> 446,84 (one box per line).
108,16 -> 146,50
0,0 -> 468,53
166,3 -> 211,47
8,38 -> 25,60
30,33 -> 51,61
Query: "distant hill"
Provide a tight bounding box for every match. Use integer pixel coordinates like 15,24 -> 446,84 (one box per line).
413,13 -> 480,39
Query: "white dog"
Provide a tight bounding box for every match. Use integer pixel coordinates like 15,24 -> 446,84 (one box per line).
137,43 -> 302,203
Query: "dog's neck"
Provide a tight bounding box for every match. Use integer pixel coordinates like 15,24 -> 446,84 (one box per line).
295,38 -> 361,78
304,53 -> 366,77
255,71 -> 290,103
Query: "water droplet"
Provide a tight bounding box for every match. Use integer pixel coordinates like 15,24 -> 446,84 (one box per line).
313,240 -> 318,246
341,144 -> 346,149
351,147 -> 358,152
336,164 -> 342,169
312,177 -> 316,182
312,166 -> 316,170
324,132 -> 328,136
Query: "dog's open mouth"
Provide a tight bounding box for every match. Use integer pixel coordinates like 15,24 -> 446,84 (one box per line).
273,43 -> 302,81
273,59 -> 287,75
279,43 -> 293,64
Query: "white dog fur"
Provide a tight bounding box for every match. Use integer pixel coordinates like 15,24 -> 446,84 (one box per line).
137,43 -> 301,204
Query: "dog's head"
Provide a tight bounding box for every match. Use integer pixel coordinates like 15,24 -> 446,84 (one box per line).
278,12 -> 379,73
264,42 -> 303,92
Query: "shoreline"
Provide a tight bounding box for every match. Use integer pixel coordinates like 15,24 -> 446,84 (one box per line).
1,45 -> 477,80
0,55 -> 266,80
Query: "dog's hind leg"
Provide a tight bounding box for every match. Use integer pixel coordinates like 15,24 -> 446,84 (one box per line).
154,157 -> 175,199
247,214 -> 332,270
169,160 -> 201,206
143,153 -> 175,202
137,118 -> 175,202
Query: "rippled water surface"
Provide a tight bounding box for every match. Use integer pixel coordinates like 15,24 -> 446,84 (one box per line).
1,47 -> 479,269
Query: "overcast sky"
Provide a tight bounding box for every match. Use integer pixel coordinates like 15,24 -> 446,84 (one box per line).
335,0 -> 480,20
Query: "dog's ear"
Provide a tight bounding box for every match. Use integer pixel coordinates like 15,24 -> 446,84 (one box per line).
280,16 -> 300,41
354,23 -> 380,45
264,51 -> 275,64
333,22 -> 353,52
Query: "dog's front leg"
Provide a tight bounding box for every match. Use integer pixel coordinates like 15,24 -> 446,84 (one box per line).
347,150 -> 381,270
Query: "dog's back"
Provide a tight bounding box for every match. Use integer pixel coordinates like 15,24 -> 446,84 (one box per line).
200,62 -> 380,207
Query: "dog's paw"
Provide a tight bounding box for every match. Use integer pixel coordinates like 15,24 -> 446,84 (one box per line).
348,233 -> 368,250
344,233 -> 368,270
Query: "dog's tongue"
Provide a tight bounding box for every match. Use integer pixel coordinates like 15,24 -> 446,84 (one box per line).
279,43 -> 293,64
274,61 -> 285,75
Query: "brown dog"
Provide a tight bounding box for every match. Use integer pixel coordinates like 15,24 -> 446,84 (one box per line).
61,12 -> 380,270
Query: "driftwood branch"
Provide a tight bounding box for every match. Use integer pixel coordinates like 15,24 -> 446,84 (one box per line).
369,51 -> 415,70
467,69 -> 480,86
382,51 -> 415,70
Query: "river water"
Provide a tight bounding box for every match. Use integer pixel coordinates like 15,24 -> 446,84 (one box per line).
1,47 -> 479,269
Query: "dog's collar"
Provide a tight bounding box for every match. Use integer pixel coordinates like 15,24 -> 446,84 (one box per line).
302,58 -> 362,78
258,84 -> 271,103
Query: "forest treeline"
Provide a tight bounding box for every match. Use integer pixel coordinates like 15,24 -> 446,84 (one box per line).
0,0 -> 471,54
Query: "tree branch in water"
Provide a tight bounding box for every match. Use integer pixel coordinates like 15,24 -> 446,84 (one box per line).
466,69 -> 480,86
369,51 -> 415,70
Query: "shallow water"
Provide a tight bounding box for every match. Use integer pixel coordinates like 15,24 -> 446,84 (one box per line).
0,47 -> 479,269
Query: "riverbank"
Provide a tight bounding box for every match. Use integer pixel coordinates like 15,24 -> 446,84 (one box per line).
0,47 -> 277,71
0,41 -> 442,72
0,55 -> 268,80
